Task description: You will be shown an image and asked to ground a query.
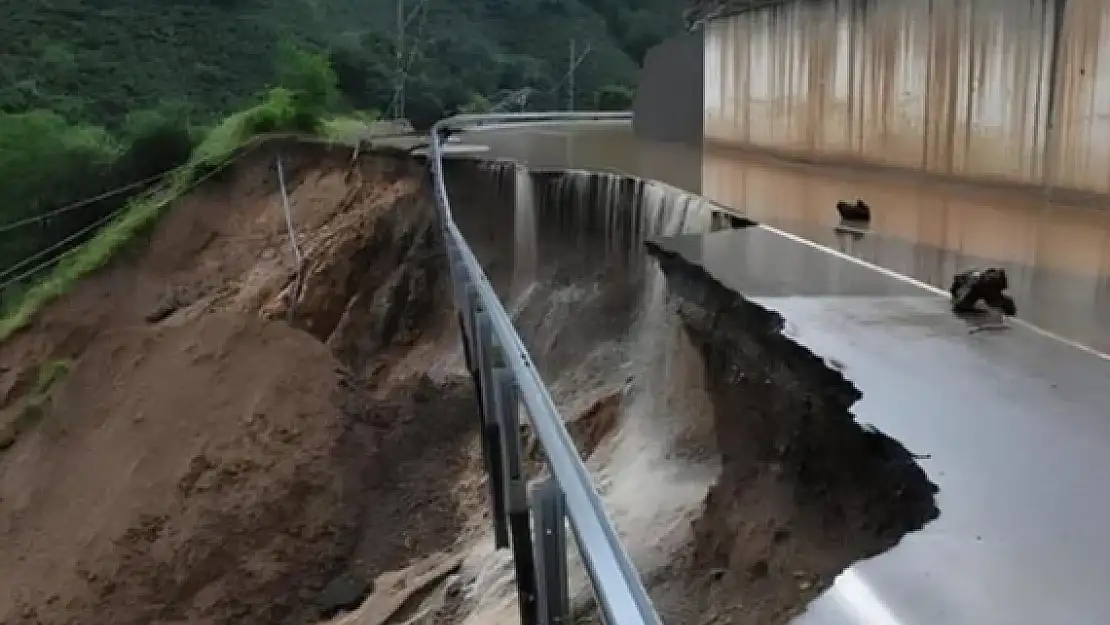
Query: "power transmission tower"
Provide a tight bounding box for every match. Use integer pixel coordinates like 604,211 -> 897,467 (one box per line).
393,0 -> 431,120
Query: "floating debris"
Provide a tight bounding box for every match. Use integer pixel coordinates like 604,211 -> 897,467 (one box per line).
836,199 -> 871,222
950,267 -> 1016,332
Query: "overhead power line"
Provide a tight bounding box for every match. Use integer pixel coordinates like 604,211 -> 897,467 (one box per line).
0,207 -> 125,291
0,168 -> 178,234
0,143 -> 261,295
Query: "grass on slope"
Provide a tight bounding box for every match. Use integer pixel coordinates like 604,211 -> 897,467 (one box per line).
0,88 -> 321,341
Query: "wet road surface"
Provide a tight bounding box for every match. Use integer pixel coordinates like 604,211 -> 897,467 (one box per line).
656,228 -> 1110,625
458,120 -> 1110,625
466,121 -> 1110,354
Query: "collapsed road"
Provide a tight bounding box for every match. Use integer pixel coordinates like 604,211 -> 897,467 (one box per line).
0,116 -> 1107,625
455,118 -> 1110,625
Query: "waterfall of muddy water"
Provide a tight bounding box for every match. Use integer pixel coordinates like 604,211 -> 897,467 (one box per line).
563,255 -> 721,625
440,161 -> 734,625
512,165 -> 538,302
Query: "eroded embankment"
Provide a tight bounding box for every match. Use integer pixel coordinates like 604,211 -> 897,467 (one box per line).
0,140 -> 484,625
441,161 -> 729,624
644,239 -> 940,625
443,158 -> 941,625
434,157 -> 940,625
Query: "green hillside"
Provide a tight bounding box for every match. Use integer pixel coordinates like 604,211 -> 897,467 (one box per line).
0,0 -> 684,315
0,0 -> 685,127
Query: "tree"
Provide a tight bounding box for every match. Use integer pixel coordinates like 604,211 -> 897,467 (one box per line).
594,84 -> 634,111
0,110 -> 120,270
274,40 -> 340,117
116,105 -> 196,181
328,39 -> 393,112
458,93 -> 494,114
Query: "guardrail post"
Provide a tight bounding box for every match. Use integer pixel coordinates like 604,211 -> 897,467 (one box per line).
533,478 -> 569,625
475,310 -> 510,548
446,242 -> 465,310
457,310 -> 474,376
430,112 -> 662,625
455,277 -> 477,375
492,367 -> 538,625
462,283 -> 479,373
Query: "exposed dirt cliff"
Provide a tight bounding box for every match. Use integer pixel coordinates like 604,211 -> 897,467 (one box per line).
644,238 -> 939,625
0,141 -> 943,625
439,160 -> 939,625
0,140 -> 484,625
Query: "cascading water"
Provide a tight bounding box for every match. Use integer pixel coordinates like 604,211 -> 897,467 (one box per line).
541,171 -> 724,622
532,169 -> 726,271
512,165 -> 538,303
441,161 -> 744,625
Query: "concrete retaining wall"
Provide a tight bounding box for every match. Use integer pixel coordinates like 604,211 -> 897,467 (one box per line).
633,30 -> 706,146
703,0 -> 1110,195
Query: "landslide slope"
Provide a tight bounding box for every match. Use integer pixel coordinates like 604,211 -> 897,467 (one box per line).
0,140 -> 481,625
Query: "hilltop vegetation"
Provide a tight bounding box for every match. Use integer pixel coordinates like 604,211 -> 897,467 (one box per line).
1,0 -> 684,126
0,0 -> 684,317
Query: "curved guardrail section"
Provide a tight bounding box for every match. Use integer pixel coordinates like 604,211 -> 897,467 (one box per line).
428,111 -> 662,625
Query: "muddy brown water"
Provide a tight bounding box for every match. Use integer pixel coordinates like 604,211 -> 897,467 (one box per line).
440,152 -> 938,625
6,126 -> 1099,624
465,121 -> 1110,354
438,118 -> 1110,625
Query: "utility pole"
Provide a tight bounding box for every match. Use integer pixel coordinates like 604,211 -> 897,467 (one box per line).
395,0 -> 405,120
566,39 -> 592,111
568,39 -> 575,111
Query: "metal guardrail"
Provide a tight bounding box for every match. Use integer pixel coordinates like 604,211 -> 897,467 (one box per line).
427,111 -> 661,625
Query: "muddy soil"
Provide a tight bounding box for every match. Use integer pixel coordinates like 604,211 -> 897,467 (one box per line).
0,140 -> 485,625
644,240 -> 940,625
436,160 -> 940,625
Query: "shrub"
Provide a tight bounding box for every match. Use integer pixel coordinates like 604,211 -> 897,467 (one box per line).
0,85 -> 333,341
594,84 -> 634,111
116,106 -> 197,181
0,110 -> 120,267
274,40 -> 340,119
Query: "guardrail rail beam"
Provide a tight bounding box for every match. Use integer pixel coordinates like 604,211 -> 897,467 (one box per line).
428,110 -> 660,625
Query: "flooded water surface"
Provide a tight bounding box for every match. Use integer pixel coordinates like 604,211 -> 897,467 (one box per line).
441,118 -> 1110,625
468,121 -> 1110,353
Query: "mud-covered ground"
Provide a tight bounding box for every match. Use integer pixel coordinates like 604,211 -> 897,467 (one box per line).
447,160 -> 940,625
0,141 -> 485,625
0,145 -> 940,625
643,239 -> 940,625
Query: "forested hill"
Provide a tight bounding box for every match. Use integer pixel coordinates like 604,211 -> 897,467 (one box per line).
0,0 -> 685,317
0,0 -> 685,127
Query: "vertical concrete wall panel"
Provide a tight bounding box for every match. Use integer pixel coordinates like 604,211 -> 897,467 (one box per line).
632,30 -> 705,145
703,0 -> 1110,193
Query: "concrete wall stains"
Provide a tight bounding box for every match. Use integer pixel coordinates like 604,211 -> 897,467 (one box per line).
704,0 -> 1110,194
633,30 -> 706,145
